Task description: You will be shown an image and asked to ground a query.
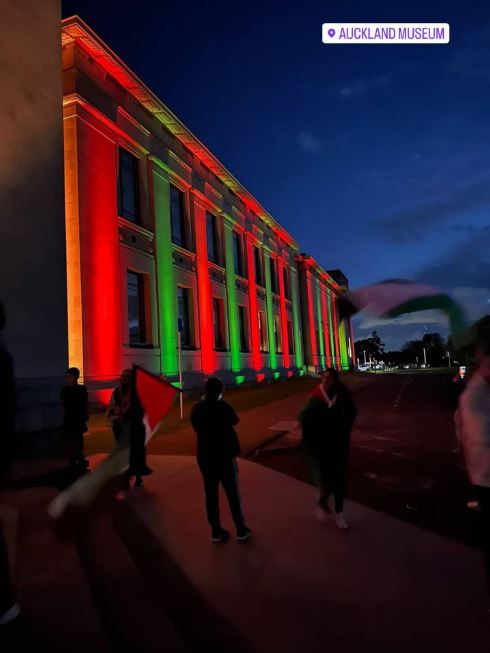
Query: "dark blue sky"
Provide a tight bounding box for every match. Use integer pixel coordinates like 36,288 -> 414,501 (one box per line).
62,0 -> 490,349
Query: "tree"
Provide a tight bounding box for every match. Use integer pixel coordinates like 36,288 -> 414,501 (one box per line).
355,331 -> 385,360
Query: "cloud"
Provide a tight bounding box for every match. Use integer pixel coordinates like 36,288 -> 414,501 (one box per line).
297,130 -> 323,152
358,309 -> 446,330
370,178 -> 490,244
338,75 -> 391,99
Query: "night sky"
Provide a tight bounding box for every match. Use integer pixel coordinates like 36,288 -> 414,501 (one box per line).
62,0 -> 490,349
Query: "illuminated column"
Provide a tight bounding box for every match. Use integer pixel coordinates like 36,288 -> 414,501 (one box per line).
224,221 -> 241,371
290,267 -> 304,370
150,159 -> 178,376
263,250 -> 277,370
75,111 -> 123,383
339,320 -> 350,370
277,259 -> 290,369
191,193 -> 215,374
320,285 -> 332,367
304,267 -> 318,368
327,289 -> 336,368
315,281 -> 326,369
331,292 -> 341,369
245,236 -> 262,370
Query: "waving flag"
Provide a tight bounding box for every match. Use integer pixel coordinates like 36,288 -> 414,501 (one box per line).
337,280 -> 468,337
134,366 -> 179,444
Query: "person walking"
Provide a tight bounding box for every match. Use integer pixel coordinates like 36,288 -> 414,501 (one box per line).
457,316 -> 490,595
299,368 -> 357,530
191,377 -> 251,543
0,302 -> 20,626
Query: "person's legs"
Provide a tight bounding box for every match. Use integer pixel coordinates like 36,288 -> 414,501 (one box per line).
199,465 -> 221,533
316,456 -> 333,510
220,459 -> 246,532
474,485 -> 490,590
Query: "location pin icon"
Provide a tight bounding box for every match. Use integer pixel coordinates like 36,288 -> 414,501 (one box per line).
328,28 -> 335,37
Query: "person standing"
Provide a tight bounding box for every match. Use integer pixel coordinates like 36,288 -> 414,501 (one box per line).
457,317 -> 490,593
0,302 -> 20,626
60,367 -> 89,469
191,378 -> 251,543
106,369 -> 132,442
299,368 -> 357,530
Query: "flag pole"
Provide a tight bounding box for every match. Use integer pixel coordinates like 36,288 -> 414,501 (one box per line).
178,327 -> 183,420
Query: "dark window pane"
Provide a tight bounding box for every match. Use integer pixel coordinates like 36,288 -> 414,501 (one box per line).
170,185 -> 185,247
270,258 -> 278,294
213,297 -> 224,349
238,305 -> 248,351
258,310 -> 268,352
283,266 -> 290,299
177,287 -> 191,347
118,149 -> 140,223
206,212 -> 217,263
287,321 -> 295,354
254,247 -> 263,286
127,271 -> 146,345
233,232 -> 243,276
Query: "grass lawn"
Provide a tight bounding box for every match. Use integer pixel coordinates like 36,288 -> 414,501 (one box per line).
84,372 -> 373,456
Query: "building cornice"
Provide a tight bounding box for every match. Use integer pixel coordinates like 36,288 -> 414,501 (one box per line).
61,15 -> 299,252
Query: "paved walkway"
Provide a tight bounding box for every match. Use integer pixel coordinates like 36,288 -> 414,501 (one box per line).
2,454 -> 488,652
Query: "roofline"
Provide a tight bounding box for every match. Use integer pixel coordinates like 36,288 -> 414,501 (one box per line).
296,254 -> 342,291
61,15 -> 299,250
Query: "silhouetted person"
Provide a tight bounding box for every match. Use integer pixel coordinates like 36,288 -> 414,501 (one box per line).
457,317 -> 490,595
191,378 -> 251,543
60,367 -> 88,469
299,368 -> 357,530
106,369 -> 132,442
0,302 -> 20,626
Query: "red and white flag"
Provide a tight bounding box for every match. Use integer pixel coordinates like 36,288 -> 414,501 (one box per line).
134,366 -> 179,444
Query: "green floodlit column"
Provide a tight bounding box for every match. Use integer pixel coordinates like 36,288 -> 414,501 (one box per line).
315,281 -> 325,368
151,161 -> 178,376
223,220 -> 241,371
263,251 -> 277,370
327,288 -> 336,368
290,267 -> 304,370
339,319 -> 349,370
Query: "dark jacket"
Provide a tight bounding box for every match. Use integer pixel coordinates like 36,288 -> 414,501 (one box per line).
299,383 -> 357,454
0,341 -> 15,476
60,384 -> 88,434
190,399 -> 241,463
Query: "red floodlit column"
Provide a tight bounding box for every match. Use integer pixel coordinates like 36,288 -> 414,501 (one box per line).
305,269 -> 318,367
75,112 -> 123,383
191,193 -> 215,375
277,259 -> 290,369
245,236 -> 262,371
331,293 -> 341,369
320,285 -> 332,367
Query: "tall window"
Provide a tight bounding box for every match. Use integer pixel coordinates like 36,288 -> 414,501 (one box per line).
206,212 -> 219,264
233,231 -> 244,276
283,266 -> 291,299
274,315 -> 282,353
287,320 -> 295,354
127,271 -> 146,345
212,297 -> 225,350
254,247 -> 264,286
177,287 -> 192,347
258,310 -> 268,352
118,149 -> 140,223
170,184 -> 186,248
238,305 -> 249,352
269,258 -> 278,294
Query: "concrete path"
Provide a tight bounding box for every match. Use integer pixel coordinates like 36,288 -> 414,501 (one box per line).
126,455 -> 489,653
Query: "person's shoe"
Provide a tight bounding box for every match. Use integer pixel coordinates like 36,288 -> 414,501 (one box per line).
211,528 -> 230,543
334,512 -> 349,531
315,506 -> 327,522
236,527 -> 253,542
0,603 -> 20,626
467,500 -> 480,511
133,477 -> 144,491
